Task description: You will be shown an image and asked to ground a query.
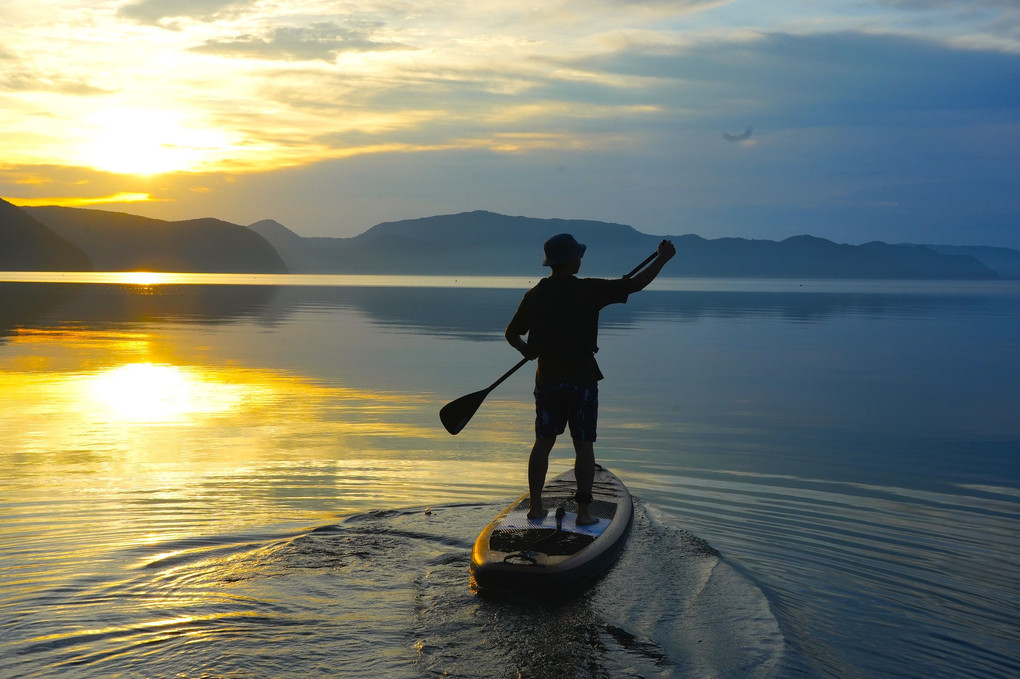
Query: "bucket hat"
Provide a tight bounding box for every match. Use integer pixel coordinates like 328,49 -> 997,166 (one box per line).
542,233 -> 586,267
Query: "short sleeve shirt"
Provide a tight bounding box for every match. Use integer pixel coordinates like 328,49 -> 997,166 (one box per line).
507,275 -> 630,383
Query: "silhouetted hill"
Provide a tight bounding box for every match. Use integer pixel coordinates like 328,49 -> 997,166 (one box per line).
0,198 -> 92,270
250,212 -> 652,275
918,244 -> 1020,279
248,219 -> 332,271
251,210 -> 999,279
27,206 -> 287,273
6,202 -> 1006,278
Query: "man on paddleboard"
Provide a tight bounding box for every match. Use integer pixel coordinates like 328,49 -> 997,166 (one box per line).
505,234 -> 675,525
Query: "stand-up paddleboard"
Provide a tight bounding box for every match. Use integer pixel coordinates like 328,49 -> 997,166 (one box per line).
470,465 -> 633,593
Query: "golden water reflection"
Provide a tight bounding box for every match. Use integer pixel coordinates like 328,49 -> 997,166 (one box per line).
1,360 -> 433,462
118,271 -> 166,287
86,362 -> 249,424
0,323 -> 526,536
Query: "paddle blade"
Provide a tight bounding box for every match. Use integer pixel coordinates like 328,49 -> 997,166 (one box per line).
440,389 -> 489,435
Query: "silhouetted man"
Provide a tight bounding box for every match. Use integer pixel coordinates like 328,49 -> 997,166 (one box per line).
505,233 -> 675,524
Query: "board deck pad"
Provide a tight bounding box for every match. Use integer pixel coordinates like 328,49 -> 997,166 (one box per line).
471,466 -> 633,592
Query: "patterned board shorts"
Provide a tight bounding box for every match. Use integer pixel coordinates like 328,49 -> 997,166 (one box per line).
534,381 -> 599,442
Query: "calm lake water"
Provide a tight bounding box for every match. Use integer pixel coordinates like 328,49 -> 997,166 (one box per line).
1,273 -> 1017,679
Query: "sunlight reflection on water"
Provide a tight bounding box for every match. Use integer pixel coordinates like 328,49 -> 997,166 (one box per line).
0,271 -> 540,289
86,362 -> 251,423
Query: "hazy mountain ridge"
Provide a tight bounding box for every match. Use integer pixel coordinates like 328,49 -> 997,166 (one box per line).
251,210 -> 1008,279
918,244 -> 1020,280
3,200 -> 1015,278
22,205 -> 287,273
250,211 -> 652,275
0,198 -> 92,271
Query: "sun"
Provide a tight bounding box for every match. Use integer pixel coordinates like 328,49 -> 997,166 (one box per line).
76,108 -> 234,176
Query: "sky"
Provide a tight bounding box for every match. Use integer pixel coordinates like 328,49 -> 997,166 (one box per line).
2,0 -> 1018,247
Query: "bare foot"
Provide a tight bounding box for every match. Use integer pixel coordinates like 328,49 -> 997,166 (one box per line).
576,511 -> 598,526
527,507 -> 548,521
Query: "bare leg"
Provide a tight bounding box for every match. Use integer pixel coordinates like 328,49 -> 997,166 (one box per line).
527,436 -> 555,520
573,439 -> 597,525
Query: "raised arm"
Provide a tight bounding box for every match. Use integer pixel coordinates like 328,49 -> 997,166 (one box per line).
624,239 -> 676,294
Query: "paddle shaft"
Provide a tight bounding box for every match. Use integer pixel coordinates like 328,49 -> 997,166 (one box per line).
623,251 -> 659,280
487,356 -> 530,394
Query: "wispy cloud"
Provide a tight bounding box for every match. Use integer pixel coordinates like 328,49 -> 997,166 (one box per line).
560,30 -> 1020,126
118,0 -> 255,25
0,70 -> 114,96
875,0 -> 1017,10
191,21 -> 409,62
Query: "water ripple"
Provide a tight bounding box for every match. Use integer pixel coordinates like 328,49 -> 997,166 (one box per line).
628,467 -> 1020,679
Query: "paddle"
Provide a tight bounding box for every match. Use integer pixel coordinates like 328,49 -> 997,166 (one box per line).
439,250 -> 660,435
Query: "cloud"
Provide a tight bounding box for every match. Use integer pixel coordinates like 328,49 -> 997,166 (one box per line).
875,0 -> 1016,9
118,0 -> 254,25
563,30 -> 1020,128
873,0 -> 1020,44
193,27 -> 1019,184
0,71 -> 114,96
585,0 -> 729,7
191,21 -> 409,62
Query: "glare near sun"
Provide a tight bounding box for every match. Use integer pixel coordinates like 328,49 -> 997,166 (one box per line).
76,109 -> 235,176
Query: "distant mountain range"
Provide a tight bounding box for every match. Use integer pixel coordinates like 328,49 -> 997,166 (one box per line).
250,210 -> 1018,279
24,203 -> 286,273
3,198 -> 1018,279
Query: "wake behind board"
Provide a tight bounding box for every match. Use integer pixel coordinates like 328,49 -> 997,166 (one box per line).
470,465 -> 633,593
